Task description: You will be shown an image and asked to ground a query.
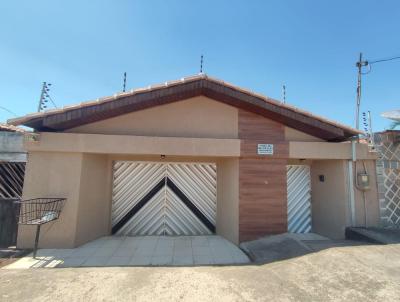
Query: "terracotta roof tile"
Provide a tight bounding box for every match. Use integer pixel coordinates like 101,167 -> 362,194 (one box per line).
8,74 -> 361,139
0,123 -> 25,133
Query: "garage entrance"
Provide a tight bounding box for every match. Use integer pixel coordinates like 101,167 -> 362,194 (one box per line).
287,165 -> 312,233
111,161 -> 217,236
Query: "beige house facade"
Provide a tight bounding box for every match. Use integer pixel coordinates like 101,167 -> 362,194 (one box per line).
10,75 -> 379,248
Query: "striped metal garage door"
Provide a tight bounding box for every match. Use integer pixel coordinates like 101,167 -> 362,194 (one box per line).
287,165 -> 312,233
111,162 -> 217,236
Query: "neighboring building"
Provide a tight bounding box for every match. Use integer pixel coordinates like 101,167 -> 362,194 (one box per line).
9,75 -> 380,248
374,130 -> 400,227
0,123 -> 26,199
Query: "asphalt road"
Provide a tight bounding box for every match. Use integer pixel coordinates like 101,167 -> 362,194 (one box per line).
1,243 -> 400,301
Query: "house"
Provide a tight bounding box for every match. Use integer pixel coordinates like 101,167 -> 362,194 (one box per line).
8,74 -> 380,248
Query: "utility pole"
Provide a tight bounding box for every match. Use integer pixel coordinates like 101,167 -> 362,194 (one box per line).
354,53 -> 400,133
356,53 -> 363,131
355,53 -> 369,143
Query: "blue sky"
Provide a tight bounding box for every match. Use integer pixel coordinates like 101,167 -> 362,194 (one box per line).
0,0 -> 399,131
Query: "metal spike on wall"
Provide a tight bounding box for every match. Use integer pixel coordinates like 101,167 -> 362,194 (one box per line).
200,55 -> 203,73
37,82 -> 56,112
123,72 -> 127,92
282,85 -> 286,104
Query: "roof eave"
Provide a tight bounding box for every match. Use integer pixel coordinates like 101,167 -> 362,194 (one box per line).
8,75 -> 360,141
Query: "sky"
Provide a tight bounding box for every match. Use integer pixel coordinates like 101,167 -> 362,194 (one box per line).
0,0 -> 399,131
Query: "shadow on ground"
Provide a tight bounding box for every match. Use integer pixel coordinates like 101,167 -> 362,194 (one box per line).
240,233 -> 372,264
0,247 -> 30,268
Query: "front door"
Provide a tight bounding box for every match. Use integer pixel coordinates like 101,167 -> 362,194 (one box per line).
287,165 -> 312,233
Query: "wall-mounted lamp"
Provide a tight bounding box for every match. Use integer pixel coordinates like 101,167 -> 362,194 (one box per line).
160,155 -> 166,160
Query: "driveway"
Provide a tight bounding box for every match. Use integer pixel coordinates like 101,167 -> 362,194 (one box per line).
4,235 -> 249,268
1,242 -> 400,301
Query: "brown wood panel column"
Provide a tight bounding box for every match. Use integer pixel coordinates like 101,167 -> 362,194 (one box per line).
238,110 -> 288,242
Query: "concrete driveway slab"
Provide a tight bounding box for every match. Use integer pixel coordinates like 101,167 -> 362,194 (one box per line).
4,235 -> 249,268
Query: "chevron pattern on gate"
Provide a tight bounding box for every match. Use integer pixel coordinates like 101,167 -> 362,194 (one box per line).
111,162 -> 217,236
287,165 -> 312,233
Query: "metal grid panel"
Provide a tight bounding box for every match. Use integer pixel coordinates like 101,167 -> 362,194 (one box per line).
374,133 -> 400,226
111,161 -> 217,236
0,162 -> 25,198
380,168 -> 400,225
287,165 -> 312,233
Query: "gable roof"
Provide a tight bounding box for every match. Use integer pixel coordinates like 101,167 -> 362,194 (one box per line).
8,74 -> 361,141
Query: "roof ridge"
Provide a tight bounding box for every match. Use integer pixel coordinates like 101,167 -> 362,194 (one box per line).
7,74 -> 361,137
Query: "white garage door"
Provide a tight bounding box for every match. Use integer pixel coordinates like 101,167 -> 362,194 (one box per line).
111,162 -> 217,236
287,165 -> 312,233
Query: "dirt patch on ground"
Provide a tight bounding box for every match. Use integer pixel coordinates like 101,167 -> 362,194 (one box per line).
1,243 -> 400,301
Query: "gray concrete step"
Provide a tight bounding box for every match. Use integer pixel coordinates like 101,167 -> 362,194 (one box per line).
345,227 -> 400,244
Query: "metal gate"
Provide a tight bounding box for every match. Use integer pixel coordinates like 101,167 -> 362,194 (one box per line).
0,162 -> 25,199
111,162 -> 217,236
287,165 -> 312,233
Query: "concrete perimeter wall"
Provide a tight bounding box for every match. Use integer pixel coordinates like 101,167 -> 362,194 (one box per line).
74,154 -> 110,247
17,152 -> 83,248
311,159 -> 379,239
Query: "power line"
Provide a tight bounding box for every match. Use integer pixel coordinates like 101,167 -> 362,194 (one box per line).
47,94 -> 58,108
368,55 -> 400,65
355,53 -> 400,132
0,106 -> 17,117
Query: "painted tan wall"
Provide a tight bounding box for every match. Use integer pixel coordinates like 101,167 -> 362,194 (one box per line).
285,127 -> 324,142
311,160 -> 349,239
310,159 -> 379,239
290,141 -> 378,160
17,152 -> 84,248
352,160 -> 380,227
25,133 -> 240,158
74,153 -> 110,246
216,158 -> 239,244
68,96 -> 239,139
18,152 -> 113,248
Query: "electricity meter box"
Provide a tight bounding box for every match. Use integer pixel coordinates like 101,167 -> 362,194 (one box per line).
357,173 -> 370,190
